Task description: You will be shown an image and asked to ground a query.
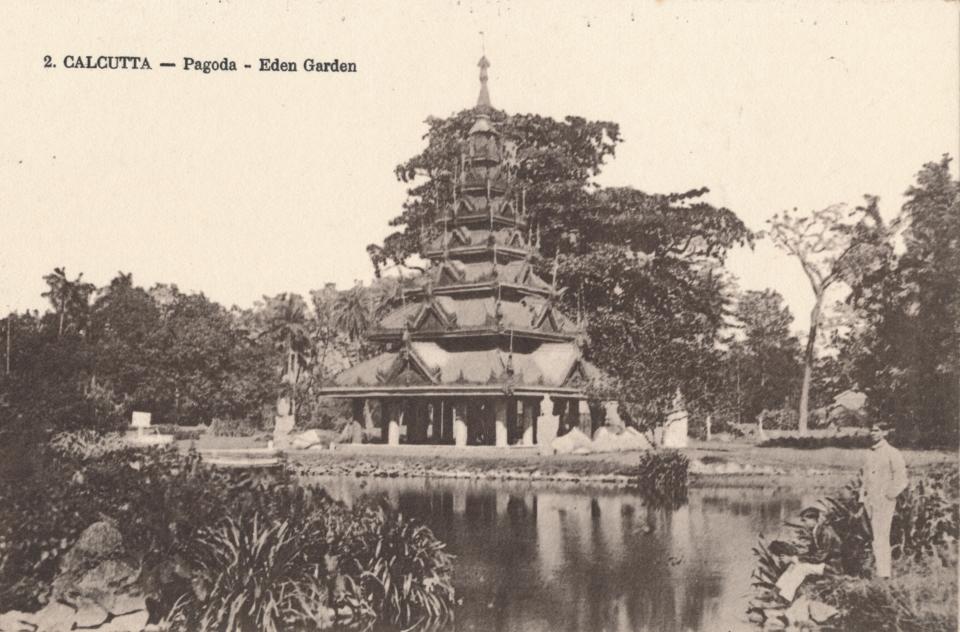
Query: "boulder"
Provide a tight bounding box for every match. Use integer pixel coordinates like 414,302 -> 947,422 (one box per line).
336,420 -> 365,445
592,425 -> 652,452
291,429 -> 324,449
1,521 -> 148,632
621,427 -> 653,451
551,428 -> 593,455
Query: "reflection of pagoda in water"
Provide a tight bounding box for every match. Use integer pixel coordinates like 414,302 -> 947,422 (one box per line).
319,56 -> 607,446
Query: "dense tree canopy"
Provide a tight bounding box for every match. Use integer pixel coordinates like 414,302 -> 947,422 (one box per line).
843,156 -> 959,446
767,197 -> 889,434
724,289 -> 802,425
369,107 -> 752,420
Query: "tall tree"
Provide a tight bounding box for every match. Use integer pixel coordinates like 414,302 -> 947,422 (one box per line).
727,289 -> 802,424
41,267 -> 95,338
371,108 -> 750,419
332,284 -> 372,342
256,293 -> 311,417
845,156 -> 959,445
767,198 -> 888,434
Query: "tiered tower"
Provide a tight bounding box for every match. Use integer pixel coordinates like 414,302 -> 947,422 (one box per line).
322,56 -> 604,446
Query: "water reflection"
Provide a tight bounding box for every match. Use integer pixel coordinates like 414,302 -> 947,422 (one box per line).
309,477 -> 800,632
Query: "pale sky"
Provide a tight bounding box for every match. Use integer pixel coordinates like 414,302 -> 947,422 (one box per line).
1,0 -> 957,335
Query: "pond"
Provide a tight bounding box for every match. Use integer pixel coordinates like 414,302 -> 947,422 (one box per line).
308,476 -> 803,632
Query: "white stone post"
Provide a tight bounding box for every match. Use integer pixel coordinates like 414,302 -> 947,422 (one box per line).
453,402 -> 468,447
363,400 -> 375,431
494,399 -> 508,447
387,401 -> 401,446
662,388 -> 689,448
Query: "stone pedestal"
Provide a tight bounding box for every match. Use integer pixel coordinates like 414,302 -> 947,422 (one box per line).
537,395 -> 560,456
385,401 -> 401,446
273,414 -> 295,449
578,400 -> 591,435
661,389 -> 689,448
363,400 -> 375,431
494,400 -> 508,447
603,401 -> 625,430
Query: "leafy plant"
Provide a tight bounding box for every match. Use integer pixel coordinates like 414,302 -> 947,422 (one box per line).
636,450 -> 689,507
182,515 -> 328,632
0,443 -> 457,628
892,469 -> 959,564
749,472 -> 959,629
211,417 -> 259,437
340,506 -> 456,628
48,429 -> 127,460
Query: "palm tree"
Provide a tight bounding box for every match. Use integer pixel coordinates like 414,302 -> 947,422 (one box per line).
41,267 -> 96,338
332,283 -> 373,364
257,293 -> 311,417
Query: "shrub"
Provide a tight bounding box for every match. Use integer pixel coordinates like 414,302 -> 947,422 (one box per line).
48,429 -> 127,460
211,417 -> 259,437
0,443 -> 457,628
341,506 -> 456,628
153,424 -> 204,441
758,434 -> 874,450
804,563 -> 957,632
636,450 -> 689,506
892,468 -> 960,564
749,474 -> 959,629
757,408 -> 798,430
182,515 -> 329,632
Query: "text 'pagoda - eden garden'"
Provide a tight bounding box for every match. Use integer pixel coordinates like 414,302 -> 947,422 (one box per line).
318,56 -> 620,448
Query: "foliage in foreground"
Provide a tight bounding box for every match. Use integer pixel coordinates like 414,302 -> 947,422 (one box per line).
758,434 -> 874,450
636,450 -> 689,507
749,468 -> 958,630
0,438 -> 456,629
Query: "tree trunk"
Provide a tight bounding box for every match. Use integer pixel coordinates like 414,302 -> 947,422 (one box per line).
4,315 -> 10,374
798,295 -> 823,436
58,302 -> 65,338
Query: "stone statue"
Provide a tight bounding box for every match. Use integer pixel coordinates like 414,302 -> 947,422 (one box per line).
537,395 -> 560,456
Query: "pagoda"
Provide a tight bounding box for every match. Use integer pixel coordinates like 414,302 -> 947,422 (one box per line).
320,56 -> 607,446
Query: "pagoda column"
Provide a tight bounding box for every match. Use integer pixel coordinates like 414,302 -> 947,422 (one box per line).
441,400 -> 454,444
453,401 -> 468,447
494,399 -> 508,447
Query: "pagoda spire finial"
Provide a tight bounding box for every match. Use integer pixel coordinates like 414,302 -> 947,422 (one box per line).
476,44 -> 492,110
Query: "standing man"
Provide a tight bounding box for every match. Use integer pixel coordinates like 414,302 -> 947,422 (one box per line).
861,423 -> 908,578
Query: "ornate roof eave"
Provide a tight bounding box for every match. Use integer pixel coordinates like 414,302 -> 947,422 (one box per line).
367,326 -> 579,343
404,281 -> 555,299
434,213 -> 526,229
316,384 -> 587,399
423,245 -> 528,261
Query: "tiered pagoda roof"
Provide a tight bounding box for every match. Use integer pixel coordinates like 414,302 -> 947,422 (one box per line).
324,56 -> 603,398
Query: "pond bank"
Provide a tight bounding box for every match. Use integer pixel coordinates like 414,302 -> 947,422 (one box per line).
183,438 -> 956,492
